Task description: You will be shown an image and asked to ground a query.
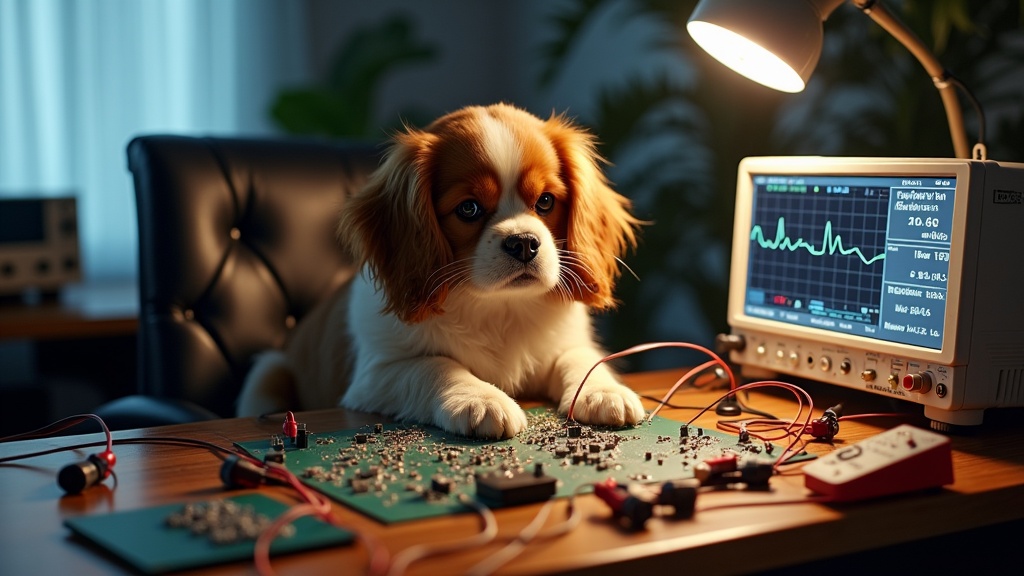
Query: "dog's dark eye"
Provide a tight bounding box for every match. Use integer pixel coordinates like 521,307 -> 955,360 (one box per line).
456,200 -> 485,221
535,192 -> 555,215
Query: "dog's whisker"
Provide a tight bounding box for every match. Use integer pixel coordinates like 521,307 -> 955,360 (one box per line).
556,253 -> 598,297
424,260 -> 474,302
557,251 -> 599,279
553,278 -> 576,302
425,269 -> 466,297
615,256 -> 641,282
558,265 -> 597,296
559,248 -> 637,282
425,258 -> 474,286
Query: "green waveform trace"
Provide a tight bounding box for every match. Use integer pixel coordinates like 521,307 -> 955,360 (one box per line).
750,217 -> 886,265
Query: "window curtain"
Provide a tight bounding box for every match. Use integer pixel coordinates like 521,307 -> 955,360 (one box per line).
0,0 -> 309,280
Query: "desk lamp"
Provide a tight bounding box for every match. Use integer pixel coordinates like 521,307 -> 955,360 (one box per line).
686,0 -> 982,160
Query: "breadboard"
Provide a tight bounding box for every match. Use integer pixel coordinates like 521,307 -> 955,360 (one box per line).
803,424 -> 954,501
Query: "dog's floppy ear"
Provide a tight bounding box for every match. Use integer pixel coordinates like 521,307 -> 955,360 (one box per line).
339,128 -> 451,323
544,114 -> 640,310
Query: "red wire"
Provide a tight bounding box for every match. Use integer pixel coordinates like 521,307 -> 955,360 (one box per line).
562,341 -> 821,470
716,418 -> 798,442
838,412 -> 909,421
687,380 -> 815,469
0,413 -> 114,456
252,462 -> 391,576
646,360 -> 721,421
565,341 -> 736,422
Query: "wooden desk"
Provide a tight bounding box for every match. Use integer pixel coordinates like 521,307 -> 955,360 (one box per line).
0,280 -> 138,341
1,370 -> 1022,575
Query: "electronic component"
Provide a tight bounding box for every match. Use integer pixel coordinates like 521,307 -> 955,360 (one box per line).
296,423 -> 310,449
693,454 -> 738,484
694,454 -> 774,488
165,499 -> 292,545
726,156 -> 1024,428
270,434 -> 285,451
593,477 -> 700,530
593,478 -> 655,531
282,411 -> 298,441
264,450 -> 285,464
658,480 -> 698,518
803,424 -> 953,501
810,405 -> 842,440
431,474 -> 453,495
0,197 -> 80,296
58,450 -> 116,494
475,465 -> 557,506
220,455 -> 269,489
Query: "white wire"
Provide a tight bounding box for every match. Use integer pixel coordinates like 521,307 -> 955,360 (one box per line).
386,495 -> 498,576
466,485 -> 588,576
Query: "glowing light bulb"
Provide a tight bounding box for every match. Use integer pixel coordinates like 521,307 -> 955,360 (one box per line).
686,21 -> 807,93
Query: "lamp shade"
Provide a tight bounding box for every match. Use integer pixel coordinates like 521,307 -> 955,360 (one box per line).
687,0 -> 844,93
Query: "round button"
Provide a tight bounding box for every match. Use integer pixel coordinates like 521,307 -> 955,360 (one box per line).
861,369 -> 876,382
819,356 -> 832,372
902,372 -> 932,394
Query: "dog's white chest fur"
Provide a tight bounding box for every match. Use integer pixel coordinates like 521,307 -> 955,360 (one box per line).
347,272 -> 593,398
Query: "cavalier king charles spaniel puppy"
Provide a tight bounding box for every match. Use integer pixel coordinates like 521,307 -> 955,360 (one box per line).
237,103 -> 645,438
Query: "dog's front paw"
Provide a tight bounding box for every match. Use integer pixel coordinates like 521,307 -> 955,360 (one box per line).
437,386 -> 528,439
560,380 -> 646,427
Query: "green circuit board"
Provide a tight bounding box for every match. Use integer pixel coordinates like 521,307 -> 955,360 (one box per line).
236,408 -> 787,524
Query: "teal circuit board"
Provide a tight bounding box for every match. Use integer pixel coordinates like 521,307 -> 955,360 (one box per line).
64,493 -> 353,574
236,408 -> 787,524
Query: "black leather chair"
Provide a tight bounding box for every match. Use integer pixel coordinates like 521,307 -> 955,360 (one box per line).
95,136 -> 380,429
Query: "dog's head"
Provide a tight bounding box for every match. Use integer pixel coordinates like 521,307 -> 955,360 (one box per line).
340,103 -> 640,323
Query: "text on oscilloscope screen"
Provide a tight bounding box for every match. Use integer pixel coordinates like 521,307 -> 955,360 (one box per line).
744,174 -> 955,350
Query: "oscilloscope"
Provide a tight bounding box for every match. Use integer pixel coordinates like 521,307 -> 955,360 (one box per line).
725,156 -> 1024,429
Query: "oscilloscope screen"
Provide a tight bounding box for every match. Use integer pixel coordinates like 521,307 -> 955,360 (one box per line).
743,174 -> 955,349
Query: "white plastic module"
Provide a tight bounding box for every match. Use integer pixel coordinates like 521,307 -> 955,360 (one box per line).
803,424 -> 953,501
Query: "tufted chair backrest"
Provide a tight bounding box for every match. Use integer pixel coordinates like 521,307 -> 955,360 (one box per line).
127,136 -> 380,417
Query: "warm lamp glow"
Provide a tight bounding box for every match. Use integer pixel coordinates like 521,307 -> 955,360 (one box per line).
686,21 -> 807,93
686,0 -> 974,159
686,0 -> 837,95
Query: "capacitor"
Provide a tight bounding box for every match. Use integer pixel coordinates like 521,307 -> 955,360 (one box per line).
282,411 -> 298,441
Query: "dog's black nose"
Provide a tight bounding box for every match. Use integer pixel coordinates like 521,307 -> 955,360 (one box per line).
503,233 -> 540,263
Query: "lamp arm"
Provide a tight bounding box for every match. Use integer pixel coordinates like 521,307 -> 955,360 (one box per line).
852,0 -> 970,159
